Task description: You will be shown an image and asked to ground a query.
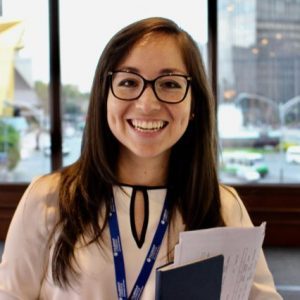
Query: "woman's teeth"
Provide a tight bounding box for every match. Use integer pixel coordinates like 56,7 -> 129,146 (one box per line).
131,120 -> 166,132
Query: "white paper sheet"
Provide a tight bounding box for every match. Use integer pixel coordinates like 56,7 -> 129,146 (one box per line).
173,223 -> 266,300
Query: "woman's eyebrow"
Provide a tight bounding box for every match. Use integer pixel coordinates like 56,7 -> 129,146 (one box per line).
159,68 -> 187,75
116,66 -> 140,73
116,66 -> 187,75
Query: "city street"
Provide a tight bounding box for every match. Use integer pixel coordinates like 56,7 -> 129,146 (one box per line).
221,151 -> 300,184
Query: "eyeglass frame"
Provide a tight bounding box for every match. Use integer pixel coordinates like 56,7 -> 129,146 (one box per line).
107,70 -> 192,104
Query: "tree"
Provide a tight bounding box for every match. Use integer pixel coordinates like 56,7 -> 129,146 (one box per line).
34,81 -> 49,114
0,121 -> 20,170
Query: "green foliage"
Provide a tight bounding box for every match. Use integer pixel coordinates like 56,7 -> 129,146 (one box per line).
34,81 -> 89,118
34,81 -> 49,114
34,81 -> 49,102
62,84 -> 82,101
64,102 -> 81,115
0,121 -> 21,170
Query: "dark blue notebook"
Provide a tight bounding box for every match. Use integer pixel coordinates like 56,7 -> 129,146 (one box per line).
155,255 -> 224,300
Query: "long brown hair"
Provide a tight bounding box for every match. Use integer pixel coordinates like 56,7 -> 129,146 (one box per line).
51,17 -> 224,287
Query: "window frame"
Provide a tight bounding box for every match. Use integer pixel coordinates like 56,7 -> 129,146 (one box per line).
1,0 -> 300,245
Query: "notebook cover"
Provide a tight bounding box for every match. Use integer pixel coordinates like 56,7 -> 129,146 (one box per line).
155,255 -> 224,300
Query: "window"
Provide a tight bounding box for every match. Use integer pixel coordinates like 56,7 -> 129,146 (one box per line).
218,0 -> 300,184
0,0 -> 50,182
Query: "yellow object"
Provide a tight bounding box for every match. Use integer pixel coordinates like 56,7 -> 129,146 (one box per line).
0,18 -> 24,116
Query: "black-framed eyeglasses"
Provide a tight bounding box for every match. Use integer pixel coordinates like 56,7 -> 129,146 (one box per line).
108,70 -> 192,104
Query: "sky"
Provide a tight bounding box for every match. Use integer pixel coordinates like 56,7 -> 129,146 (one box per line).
3,0 -> 207,92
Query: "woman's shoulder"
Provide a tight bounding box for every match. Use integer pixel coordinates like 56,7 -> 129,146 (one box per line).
16,172 -> 61,235
219,184 -> 240,208
24,172 -> 61,206
219,184 -> 253,227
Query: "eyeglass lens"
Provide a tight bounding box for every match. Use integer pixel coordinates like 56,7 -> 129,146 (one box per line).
111,72 -> 189,103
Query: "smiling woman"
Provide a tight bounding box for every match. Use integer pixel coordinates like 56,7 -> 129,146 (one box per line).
58,0 -> 208,170
0,17 -> 282,300
106,33 -> 192,173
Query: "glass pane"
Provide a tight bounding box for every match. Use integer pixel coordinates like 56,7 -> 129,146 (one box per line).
0,0 -> 50,182
59,0 -> 208,167
218,0 -> 300,184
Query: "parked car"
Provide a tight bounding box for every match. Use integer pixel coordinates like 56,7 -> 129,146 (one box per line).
286,146 -> 300,164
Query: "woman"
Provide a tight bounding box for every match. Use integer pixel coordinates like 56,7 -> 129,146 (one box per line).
0,17 -> 282,299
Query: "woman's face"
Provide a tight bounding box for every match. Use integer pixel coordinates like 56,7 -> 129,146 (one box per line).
107,34 -> 192,162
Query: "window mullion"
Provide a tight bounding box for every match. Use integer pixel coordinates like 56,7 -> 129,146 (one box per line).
49,0 -> 62,170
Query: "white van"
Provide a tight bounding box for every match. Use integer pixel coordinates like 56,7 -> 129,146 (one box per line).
286,146 -> 300,164
221,151 -> 269,182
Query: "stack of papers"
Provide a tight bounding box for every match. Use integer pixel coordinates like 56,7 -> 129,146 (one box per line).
173,223 -> 266,300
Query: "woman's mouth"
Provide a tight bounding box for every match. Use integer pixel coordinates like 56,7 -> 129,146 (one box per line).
128,119 -> 168,132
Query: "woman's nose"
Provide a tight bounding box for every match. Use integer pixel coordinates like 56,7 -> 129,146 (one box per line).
135,85 -> 161,113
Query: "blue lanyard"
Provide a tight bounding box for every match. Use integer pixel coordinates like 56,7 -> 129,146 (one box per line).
108,191 -> 170,300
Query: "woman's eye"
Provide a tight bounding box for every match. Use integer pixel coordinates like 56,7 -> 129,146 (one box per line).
161,80 -> 181,89
118,79 -> 138,88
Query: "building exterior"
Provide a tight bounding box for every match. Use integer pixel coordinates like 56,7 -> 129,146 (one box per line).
0,18 -> 23,116
0,17 -> 40,119
218,0 -> 300,128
